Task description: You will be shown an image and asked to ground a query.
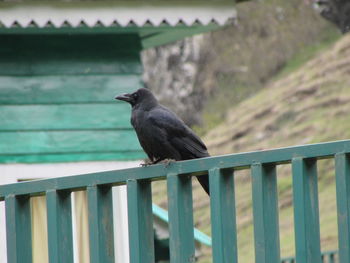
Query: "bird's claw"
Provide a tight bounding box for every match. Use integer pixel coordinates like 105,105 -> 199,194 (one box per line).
159,158 -> 176,167
140,159 -> 154,167
140,158 -> 175,167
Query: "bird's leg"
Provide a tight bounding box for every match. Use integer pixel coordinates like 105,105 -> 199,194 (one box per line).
152,158 -> 162,164
140,159 -> 154,167
140,158 -> 176,167
158,158 -> 176,167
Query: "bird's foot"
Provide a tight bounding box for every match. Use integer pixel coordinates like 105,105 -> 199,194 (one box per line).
159,158 -> 176,167
141,158 -> 176,167
140,159 -> 154,167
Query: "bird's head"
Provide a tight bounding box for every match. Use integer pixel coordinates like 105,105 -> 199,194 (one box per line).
115,88 -> 158,109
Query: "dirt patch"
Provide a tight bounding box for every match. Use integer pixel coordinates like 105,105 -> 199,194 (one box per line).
231,127 -> 251,140
293,86 -> 319,99
253,107 -> 273,119
302,97 -> 350,112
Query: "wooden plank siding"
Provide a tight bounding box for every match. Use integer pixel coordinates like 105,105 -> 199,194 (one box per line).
0,130 -> 142,153
0,75 -> 142,104
0,34 -> 145,163
0,104 -> 131,130
0,35 -> 142,75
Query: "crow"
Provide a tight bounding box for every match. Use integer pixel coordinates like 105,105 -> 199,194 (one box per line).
115,88 -> 210,195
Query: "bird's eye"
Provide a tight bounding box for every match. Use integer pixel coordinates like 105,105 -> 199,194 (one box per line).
133,93 -> 138,99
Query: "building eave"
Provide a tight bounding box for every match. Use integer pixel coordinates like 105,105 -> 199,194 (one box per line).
0,1 -> 236,48
0,1 -> 236,28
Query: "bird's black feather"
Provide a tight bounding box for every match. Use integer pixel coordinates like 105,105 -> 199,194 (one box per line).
116,88 -> 210,195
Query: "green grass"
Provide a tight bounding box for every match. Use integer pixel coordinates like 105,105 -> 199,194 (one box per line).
194,28 -> 341,137
193,81 -> 262,136
274,29 -> 341,80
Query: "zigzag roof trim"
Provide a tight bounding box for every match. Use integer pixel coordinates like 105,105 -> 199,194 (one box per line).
0,4 -> 236,28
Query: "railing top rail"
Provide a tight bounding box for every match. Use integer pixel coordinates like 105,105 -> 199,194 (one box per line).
1,139 -> 350,200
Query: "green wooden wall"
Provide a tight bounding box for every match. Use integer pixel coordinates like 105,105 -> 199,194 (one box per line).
0,34 -> 145,163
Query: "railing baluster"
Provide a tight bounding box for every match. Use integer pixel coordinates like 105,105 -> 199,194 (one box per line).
209,168 -> 237,263
167,173 -> 195,263
5,194 -> 32,263
251,163 -> 280,263
335,153 -> 350,263
46,190 -> 73,263
292,157 -> 321,263
87,185 -> 115,263
127,179 -> 154,263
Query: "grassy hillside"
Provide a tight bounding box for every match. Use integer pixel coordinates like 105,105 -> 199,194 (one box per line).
153,33 -> 350,262
193,0 -> 340,134
205,34 -> 350,156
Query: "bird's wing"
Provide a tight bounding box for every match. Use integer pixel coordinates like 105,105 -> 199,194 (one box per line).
148,106 -> 209,158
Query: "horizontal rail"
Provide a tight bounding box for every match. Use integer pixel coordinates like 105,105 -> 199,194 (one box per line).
152,204 -> 212,246
1,139 -> 350,200
281,250 -> 338,263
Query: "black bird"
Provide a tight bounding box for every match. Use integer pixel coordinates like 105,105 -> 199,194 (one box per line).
115,88 -> 210,195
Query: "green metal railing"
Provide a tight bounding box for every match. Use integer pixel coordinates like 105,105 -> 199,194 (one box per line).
281,250 -> 338,263
1,140 -> 350,263
152,204 -> 212,247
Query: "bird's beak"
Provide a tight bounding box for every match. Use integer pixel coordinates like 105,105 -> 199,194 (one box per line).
115,93 -> 132,102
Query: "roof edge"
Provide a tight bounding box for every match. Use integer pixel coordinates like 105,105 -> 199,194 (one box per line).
0,1 -> 236,29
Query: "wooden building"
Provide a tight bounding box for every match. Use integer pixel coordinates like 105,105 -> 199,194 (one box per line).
0,1 -> 236,262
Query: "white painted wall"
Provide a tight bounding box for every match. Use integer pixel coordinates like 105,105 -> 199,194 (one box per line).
0,160 -> 140,263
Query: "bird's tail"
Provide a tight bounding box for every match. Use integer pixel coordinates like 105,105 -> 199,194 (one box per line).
196,175 -> 210,195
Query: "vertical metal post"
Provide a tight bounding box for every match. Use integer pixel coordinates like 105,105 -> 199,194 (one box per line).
167,173 -> 195,263
46,190 -> 73,263
251,163 -> 280,263
5,194 -> 32,263
292,157 -> 321,263
209,168 -> 238,263
87,185 -> 115,263
127,180 -> 154,263
335,153 -> 350,263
